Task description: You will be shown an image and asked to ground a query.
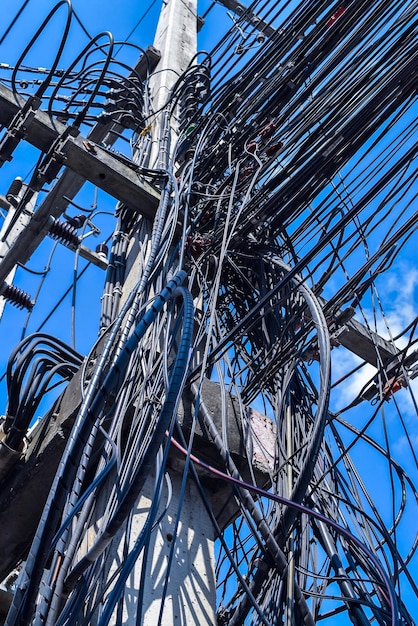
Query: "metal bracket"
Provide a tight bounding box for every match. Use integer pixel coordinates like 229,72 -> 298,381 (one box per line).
36,128 -> 77,186
0,96 -> 41,165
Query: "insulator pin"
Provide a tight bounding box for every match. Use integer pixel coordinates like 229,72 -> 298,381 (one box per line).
96,243 -> 109,259
1,282 -> 33,310
49,218 -> 80,248
66,214 -> 87,229
6,177 -> 23,207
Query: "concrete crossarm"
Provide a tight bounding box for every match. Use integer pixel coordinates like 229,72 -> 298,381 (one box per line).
0,83 -> 160,212
333,317 -> 399,368
0,81 -> 161,283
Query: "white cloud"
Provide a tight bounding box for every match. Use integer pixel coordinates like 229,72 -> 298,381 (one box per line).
330,347 -> 377,411
329,263 -> 418,414
392,429 -> 418,457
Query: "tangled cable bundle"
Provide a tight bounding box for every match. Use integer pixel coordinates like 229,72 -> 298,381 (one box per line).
0,1 -> 417,625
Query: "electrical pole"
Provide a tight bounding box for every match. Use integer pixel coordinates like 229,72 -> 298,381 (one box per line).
0,1 -> 417,625
88,7 -> 216,622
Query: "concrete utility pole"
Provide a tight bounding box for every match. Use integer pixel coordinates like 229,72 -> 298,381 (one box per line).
122,0 -> 198,298
76,5 -> 277,624
83,2 -> 218,624
150,0 -> 198,151
1,2 -> 416,625
0,6 -> 275,624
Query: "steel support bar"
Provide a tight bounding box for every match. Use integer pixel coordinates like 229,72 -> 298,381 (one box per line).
0,50 -> 161,278
216,0 -> 276,37
0,148 -> 160,284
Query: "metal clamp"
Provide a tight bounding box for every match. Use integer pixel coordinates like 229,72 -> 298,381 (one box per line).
0,96 -> 41,165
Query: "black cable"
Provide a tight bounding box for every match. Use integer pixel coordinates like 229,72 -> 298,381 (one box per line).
0,0 -> 31,46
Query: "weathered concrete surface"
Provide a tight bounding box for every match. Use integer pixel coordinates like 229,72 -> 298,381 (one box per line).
85,466 -> 217,626
175,379 -> 275,528
0,371 -> 276,584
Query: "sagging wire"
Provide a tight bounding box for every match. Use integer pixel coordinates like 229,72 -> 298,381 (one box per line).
5,272 -> 192,626
2,332 -> 82,452
168,432 -> 400,626
0,1 -> 417,624
10,0 -> 72,101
